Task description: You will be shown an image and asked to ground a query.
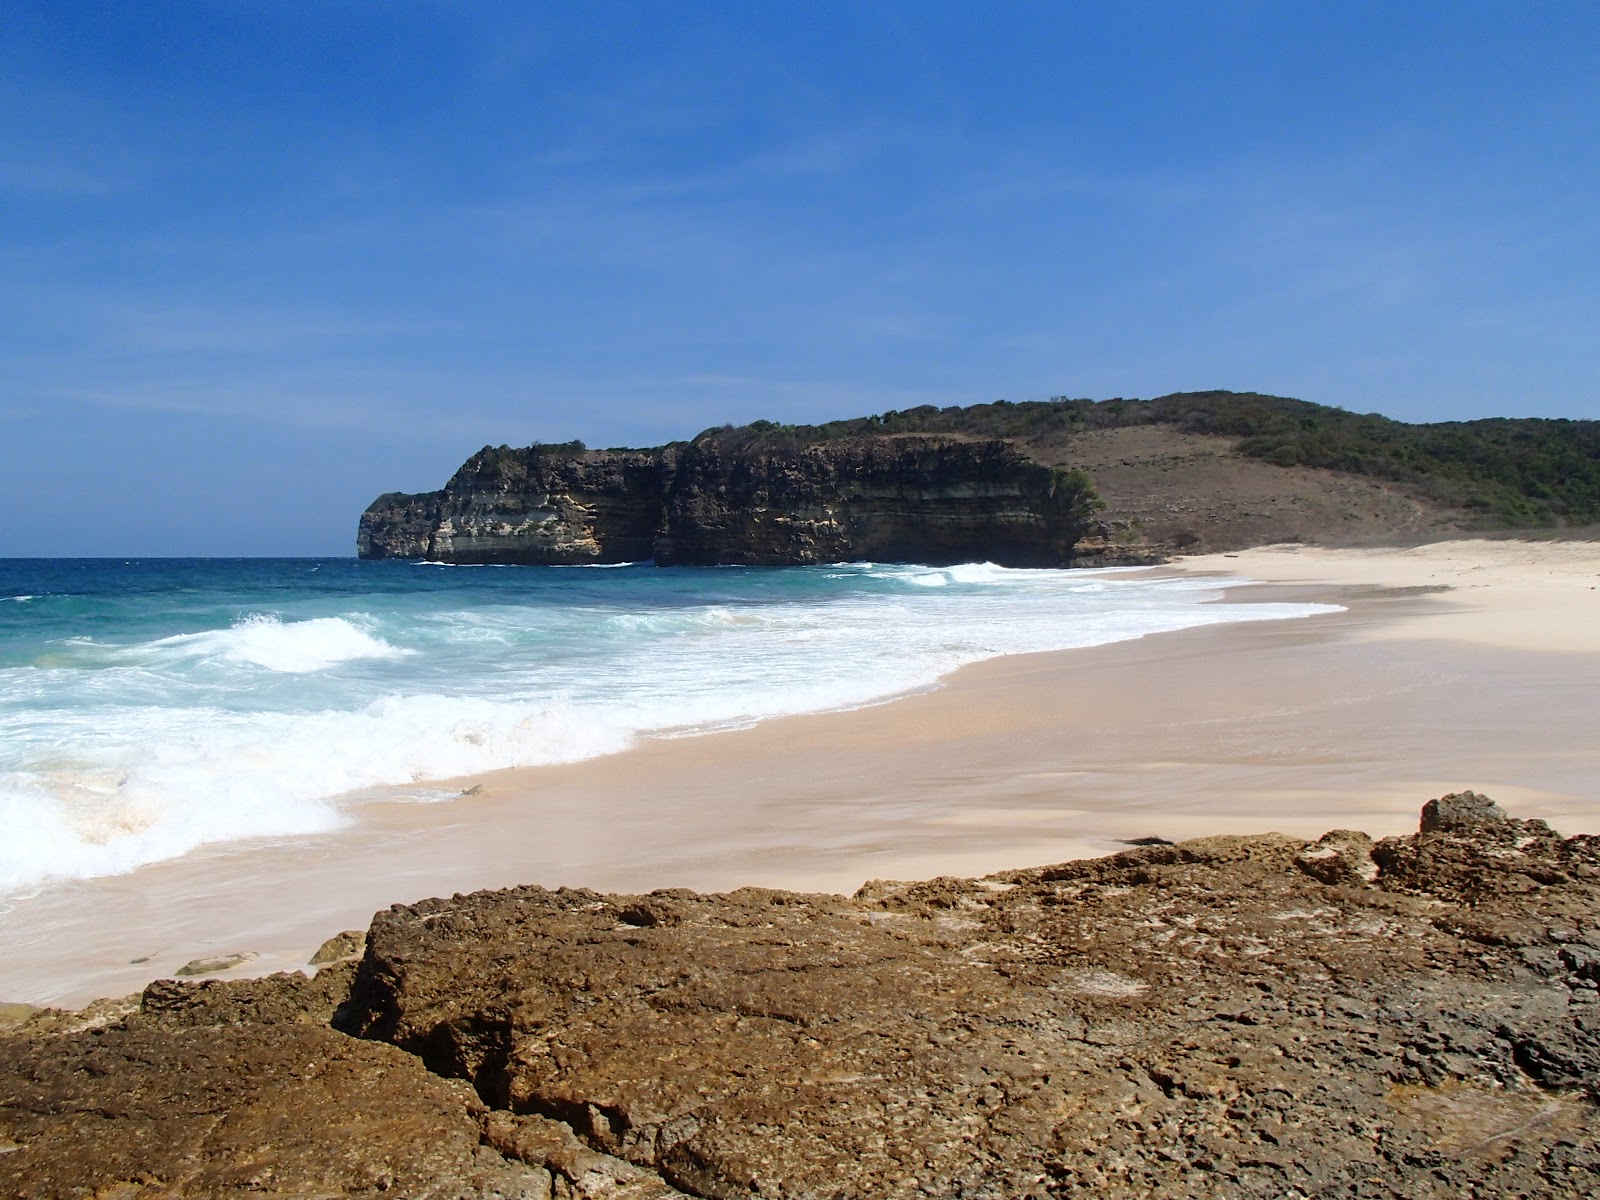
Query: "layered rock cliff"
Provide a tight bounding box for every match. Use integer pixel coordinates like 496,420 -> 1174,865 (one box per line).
363,390 -> 1600,566
6,795 -> 1599,1198
360,445 -> 664,565
359,434 -> 1104,568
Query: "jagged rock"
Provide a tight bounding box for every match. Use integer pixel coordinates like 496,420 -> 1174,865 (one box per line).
1296,828 -> 1378,885
5,794 -> 1600,1198
1421,790 -> 1508,832
1372,799 -> 1582,905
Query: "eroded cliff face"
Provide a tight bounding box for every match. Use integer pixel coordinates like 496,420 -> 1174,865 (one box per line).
654,437 -> 1094,567
357,448 -> 663,565
357,435 -> 1104,568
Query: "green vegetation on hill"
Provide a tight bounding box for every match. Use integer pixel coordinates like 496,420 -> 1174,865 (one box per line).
691,391 -> 1600,528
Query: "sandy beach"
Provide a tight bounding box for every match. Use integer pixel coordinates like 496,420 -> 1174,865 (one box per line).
4,538 -> 1598,1009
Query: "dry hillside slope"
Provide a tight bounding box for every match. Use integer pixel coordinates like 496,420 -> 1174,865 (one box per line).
1049,426 -> 1464,558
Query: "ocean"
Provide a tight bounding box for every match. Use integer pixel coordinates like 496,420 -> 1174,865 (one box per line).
0,557 -> 1339,903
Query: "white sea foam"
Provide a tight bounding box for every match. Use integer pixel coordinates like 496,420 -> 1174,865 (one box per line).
144,614 -> 409,673
0,692 -> 638,896
0,768 -> 345,899
941,562 -> 1014,584
0,563 -> 1342,899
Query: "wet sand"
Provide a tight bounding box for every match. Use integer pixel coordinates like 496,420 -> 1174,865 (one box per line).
4,540 -> 1598,1007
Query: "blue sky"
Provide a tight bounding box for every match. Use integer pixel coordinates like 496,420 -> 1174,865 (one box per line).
3,2 -> 1596,555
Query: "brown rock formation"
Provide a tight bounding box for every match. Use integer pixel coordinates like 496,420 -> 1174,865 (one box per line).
358,436 -> 1101,568
5,795 -> 1599,1197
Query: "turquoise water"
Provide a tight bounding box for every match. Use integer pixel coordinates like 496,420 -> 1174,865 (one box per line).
0,557 -> 1338,899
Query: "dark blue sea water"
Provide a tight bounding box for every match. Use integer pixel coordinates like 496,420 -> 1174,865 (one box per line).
0,557 -> 1336,898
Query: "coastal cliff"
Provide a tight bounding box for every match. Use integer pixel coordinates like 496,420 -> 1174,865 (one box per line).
360,445 -> 664,565
359,435 -> 1103,568
359,392 -> 1600,566
5,795 -> 1599,1198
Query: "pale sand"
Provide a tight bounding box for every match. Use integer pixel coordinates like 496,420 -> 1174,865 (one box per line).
3,539 -> 1598,1008
1176,538 -> 1600,652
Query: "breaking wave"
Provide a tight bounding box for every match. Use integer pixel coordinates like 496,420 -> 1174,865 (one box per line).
0,559 -> 1341,897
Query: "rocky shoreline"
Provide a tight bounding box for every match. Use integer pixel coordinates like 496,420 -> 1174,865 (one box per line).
4,793 -> 1598,1198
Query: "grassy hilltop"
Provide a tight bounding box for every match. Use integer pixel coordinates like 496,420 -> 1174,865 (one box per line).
691,391 -> 1600,530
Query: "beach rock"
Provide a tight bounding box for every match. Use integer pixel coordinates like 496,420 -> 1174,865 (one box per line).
0,995 -> 141,1037
327,796 -> 1600,1197
311,928 -> 368,965
0,1024 -> 552,1199
1372,801 -> 1581,905
136,965 -> 356,1029
7,793 -> 1600,1197
0,1004 -> 40,1033
1421,789 -> 1508,832
484,1111 -> 695,1198
173,950 -> 258,977
1295,828 -> 1378,885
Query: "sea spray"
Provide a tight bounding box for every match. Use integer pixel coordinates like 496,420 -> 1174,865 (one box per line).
0,557 -> 1341,898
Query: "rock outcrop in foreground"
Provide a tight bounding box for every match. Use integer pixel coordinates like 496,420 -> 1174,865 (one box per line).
4,794 -> 1599,1198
